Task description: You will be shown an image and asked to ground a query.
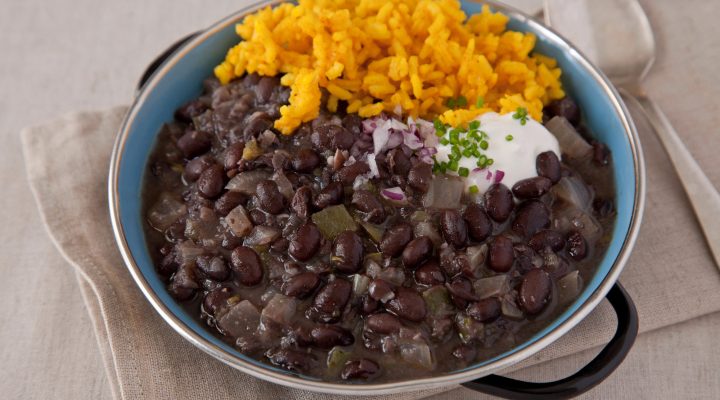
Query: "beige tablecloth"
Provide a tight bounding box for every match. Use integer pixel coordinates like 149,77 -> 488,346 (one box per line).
2,0 -> 720,399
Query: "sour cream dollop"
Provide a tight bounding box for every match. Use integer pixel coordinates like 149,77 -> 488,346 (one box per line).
434,112 -> 560,193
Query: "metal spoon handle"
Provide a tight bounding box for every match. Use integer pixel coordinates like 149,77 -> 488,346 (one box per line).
622,89 -> 720,269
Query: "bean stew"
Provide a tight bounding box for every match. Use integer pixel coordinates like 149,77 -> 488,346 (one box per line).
142,74 -> 615,382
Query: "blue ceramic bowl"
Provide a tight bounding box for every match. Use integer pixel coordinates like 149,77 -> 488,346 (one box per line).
109,0 -> 645,395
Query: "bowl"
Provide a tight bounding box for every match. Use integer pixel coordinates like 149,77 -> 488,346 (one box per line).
109,0 -> 645,396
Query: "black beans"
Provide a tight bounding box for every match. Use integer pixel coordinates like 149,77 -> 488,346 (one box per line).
407,162 -> 433,193
256,180 -> 284,214
310,325 -> 354,349
386,288 -> 427,322
528,230 -> 565,252
335,161 -> 369,185
292,148 -> 321,173
255,76 -> 278,103
546,97 -> 581,126
484,184 -> 514,222
196,255 -> 229,281
368,279 -> 394,302
291,186 -> 312,218
197,164 -> 225,198
310,278 -> 352,323
175,99 -> 208,122
379,222 -> 413,257
402,236 -> 433,269
289,223 -> 322,261
351,190 -> 385,224
282,271 -> 320,299
414,260 -> 445,286
168,265 -> 198,300
313,124 -> 354,151
512,176 -> 553,199
332,231 -> 364,273
512,200 -> 551,238
177,130 -> 211,158
467,298 -> 501,322
314,181 -> 344,209
537,151 -> 561,183
488,236 -> 514,272
230,246 -> 264,286
243,111 -> 273,138
519,268 -> 552,314
266,348 -> 315,372
340,359 -> 380,380
386,148 -> 411,175
440,210 -> 468,248
446,276 -> 477,301
215,191 -> 247,216
202,287 -> 234,316
366,313 -> 402,334
184,155 -> 214,182
463,204 -> 492,242
224,142 -> 245,170
566,231 -> 587,260
361,295 -> 379,315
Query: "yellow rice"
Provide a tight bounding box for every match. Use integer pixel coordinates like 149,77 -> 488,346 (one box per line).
214,0 -> 565,135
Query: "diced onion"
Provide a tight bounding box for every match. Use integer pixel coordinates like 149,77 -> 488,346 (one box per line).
225,170 -> 272,194
546,116 -> 592,159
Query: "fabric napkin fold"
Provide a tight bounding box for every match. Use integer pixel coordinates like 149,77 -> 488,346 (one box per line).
20,103 -> 720,400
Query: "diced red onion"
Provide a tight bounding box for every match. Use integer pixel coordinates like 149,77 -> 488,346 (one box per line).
494,170 -> 505,184
404,132 -> 424,150
367,154 -> 379,178
381,187 -> 406,201
386,131 -> 404,149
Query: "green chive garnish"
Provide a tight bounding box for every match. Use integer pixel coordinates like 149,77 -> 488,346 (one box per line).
475,97 -> 484,108
458,167 -> 469,177
448,159 -> 459,172
456,96 -> 467,107
469,120 -> 480,130
469,185 -> 479,194
505,134 -> 514,141
480,140 -> 489,150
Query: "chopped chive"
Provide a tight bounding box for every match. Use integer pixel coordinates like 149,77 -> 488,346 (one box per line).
475,97 -> 484,108
458,167 -> 469,177
513,107 -> 528,125
487,158 -> 494,166
469,185 -> 479,194
462,148 -> 473,157
456,96 -> 467,107
505,134 -> 514,141
448,159 -> 459,172
479,140 -> 489,150
439,138 -> 449,145
469,120 -> 480,130
446,98 -> 456,108
433,118 -> 443,130
460,138 -> 470,147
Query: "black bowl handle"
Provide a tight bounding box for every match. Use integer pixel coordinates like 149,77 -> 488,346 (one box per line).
136,32 -> 200,92
462,282 -> 638,399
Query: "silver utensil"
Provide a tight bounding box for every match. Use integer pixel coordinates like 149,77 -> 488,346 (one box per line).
544,0 -> 720,269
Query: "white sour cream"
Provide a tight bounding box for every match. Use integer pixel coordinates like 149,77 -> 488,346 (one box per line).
434,112 -> 560,193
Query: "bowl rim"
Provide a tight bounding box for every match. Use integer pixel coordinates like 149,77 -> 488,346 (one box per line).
108,0 -> 646,394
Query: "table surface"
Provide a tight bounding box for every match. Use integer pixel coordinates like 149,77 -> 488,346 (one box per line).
1,0 -> 719,399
